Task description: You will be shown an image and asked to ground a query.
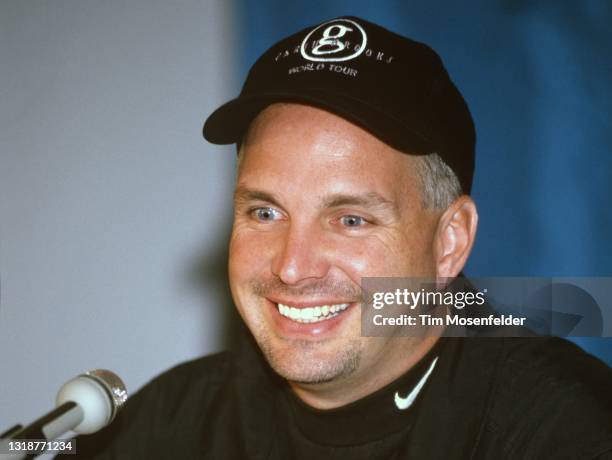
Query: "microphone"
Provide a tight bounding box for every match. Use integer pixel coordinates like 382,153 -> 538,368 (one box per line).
0,369 -> 127,458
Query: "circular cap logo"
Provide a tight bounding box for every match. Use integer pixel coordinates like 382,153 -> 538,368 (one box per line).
300,18 -> 368,62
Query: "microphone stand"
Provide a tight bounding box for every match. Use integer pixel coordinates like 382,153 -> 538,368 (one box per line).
0,403 -> 81,459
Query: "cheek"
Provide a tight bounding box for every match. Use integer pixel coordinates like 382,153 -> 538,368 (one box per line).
228,226 -> 275,282
228,229 -> 273,322
338,229 -> 435,278
395,223 -> 437,276
325,235 -> 400,279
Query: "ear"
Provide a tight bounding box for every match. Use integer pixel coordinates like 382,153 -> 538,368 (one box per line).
433,196 -> 478,279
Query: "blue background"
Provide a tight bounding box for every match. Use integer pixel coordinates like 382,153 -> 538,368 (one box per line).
236,0 -> 612,363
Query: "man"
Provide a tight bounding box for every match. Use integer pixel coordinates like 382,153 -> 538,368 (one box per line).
65,16 -> 612,459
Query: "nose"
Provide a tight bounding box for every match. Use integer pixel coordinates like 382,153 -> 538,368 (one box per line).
271,222 -> 331,285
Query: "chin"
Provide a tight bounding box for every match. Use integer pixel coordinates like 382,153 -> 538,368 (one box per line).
259,336 -> 363,385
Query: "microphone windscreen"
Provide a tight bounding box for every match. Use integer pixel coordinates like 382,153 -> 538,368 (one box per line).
55,369 -> 127,434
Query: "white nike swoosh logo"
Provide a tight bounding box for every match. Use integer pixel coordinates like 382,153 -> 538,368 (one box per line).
394,356 -> 439,410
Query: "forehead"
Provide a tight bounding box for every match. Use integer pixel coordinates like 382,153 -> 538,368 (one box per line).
238,103 -> 421,204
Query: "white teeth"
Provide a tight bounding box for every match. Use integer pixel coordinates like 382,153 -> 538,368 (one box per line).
276,302 -> 350,323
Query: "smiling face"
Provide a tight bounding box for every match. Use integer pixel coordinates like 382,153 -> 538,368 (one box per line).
229,103 -> 445,407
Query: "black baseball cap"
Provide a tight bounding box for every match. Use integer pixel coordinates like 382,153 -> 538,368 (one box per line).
203,16 -> 476,193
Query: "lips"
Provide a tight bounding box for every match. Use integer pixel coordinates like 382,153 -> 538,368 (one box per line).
266,296 -> 357,337
277,302 -> 350,323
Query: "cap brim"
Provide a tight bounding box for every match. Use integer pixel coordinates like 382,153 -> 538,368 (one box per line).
203,89 -> 432,156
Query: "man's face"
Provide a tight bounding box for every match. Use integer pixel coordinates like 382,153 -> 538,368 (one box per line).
229,103 -> 440,397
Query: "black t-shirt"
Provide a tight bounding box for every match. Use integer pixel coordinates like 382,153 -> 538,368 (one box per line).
59,334 -> 612,459
273,341 -> 440,460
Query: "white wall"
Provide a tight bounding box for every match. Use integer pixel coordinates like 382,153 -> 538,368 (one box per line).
0,0 -> 238,432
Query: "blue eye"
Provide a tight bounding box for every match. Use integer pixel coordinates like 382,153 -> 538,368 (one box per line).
340,215 -> 366,227
252,207 -> 280,221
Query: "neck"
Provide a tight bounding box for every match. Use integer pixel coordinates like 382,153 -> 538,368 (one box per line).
288,335 -> 441,409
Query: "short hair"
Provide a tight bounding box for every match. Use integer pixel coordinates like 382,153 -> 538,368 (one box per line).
414,153 -> 463,210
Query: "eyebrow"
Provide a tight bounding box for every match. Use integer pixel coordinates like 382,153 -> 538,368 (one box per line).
234,186 -> 283,208
234,186 -> 398,216
321,192 -> 397,213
